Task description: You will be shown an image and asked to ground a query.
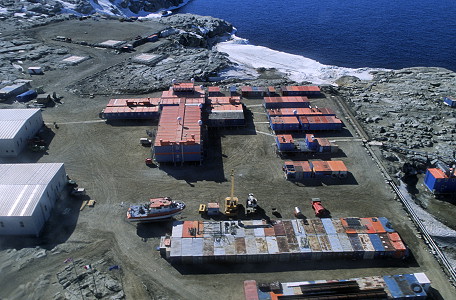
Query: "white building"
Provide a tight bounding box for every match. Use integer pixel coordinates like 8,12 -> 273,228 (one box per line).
0,109 -> 44,157
0,163 -> 67,236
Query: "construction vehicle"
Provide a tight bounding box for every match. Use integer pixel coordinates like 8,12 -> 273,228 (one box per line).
224,169 -> 239,217
245,193 -> 258,215
312,198 -> 329,217
140,138 -> 152,146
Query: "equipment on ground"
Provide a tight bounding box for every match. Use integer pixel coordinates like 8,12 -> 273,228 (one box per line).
140,138 -> 152,146
312,198 -> 329,217
294,206 -> 303,218
246,193 -> 258,215
224,169 -> 239,216
71,187 -> 86,197
198,204 -> 207,214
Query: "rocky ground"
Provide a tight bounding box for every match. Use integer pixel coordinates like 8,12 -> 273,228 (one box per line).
335,68 -> 456,272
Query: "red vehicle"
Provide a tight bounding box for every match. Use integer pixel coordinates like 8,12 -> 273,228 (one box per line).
312,198 -> 329,217
145,158 -> 154,165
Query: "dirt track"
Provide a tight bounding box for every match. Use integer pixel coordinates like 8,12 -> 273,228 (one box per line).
0,19 -> 455,300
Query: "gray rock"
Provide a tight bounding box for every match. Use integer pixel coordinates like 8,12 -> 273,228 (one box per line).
105,278 -> 122,292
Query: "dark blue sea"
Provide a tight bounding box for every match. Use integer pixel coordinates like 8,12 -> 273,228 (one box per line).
177,0 -> 456,71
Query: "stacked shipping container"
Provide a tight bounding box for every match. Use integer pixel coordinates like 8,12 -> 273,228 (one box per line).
206,96 -> 245,127
264,96 -> 310,109
241,86 -> 267,98
160,217 -> 409,264
281,85 -> 321,97
424,167 -> 456,194
244,273 -> 430,299
101,98 -> 162,119
283,160 -> 348,180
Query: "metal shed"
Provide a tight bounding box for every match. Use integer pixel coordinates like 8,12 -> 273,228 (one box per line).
0,163 -> 67,236
0,109 -> 43,157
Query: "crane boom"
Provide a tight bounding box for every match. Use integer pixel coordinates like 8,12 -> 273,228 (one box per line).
230,169 -> 234,200
224,169 -> 238,216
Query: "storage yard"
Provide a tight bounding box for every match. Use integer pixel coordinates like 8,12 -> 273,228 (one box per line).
0,17 -> 455,300
1,81 -> 454,299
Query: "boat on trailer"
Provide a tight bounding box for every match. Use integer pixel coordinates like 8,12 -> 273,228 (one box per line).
127,197 -> 185,222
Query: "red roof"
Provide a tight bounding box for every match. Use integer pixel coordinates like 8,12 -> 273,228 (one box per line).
285,161 -> 312,172
270,116 -> 300,124
428,168 -> 455,179
173,82 -> 194,91
311,160 -> 332,172
267,107 -> 334,117
264,96 -> 309,104
154,99 -> 202,146
107,98 -> 161,107
327,160 -> 348,172
210,103 -> 243,112
207,86 -> 221,92
103,106 -> 159,113
282,85 -> 321,92
208,96 -> 241,105
315,138 -> 331,147
276,134 -> 294,144
302,116 -> 342,124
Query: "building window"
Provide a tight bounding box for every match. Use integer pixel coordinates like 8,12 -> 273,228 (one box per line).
20,222 -> 24,227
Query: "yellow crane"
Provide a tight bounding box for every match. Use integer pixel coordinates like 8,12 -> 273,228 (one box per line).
224,169 -> 239,216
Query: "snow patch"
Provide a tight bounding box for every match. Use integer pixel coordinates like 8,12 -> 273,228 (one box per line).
55,0 -> 193,18
216,36 -> 384,85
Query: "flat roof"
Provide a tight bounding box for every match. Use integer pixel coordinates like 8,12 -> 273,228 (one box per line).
0,163 -> 64,217
99,40 -> 125,47
428,168 -> 455,179
0,109 -> 41,140
106,98 -> 161,107
276,134 -> 294,144
155,100 -> 202,146
267,107 -> 335,116
281,85 -> 321,92
264,96 -> 309,103
0,82 -> 29,94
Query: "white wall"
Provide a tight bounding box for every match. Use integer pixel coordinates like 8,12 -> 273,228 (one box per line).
0,111 -> 44,157
0,216 -> 38,236
0,164 -> 67,237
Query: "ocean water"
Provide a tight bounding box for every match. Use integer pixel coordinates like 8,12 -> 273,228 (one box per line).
177,0 -> 456,71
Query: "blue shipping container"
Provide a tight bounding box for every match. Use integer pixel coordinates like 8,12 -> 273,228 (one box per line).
403,274 -> 428,298
378,217 -> 395,233
368,234 -> 385,257
16,90 -> 37,102
321,218 -> 337,235
347,234 -> 364,259
443,97 -> 456,107
383,275 -> 404,299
